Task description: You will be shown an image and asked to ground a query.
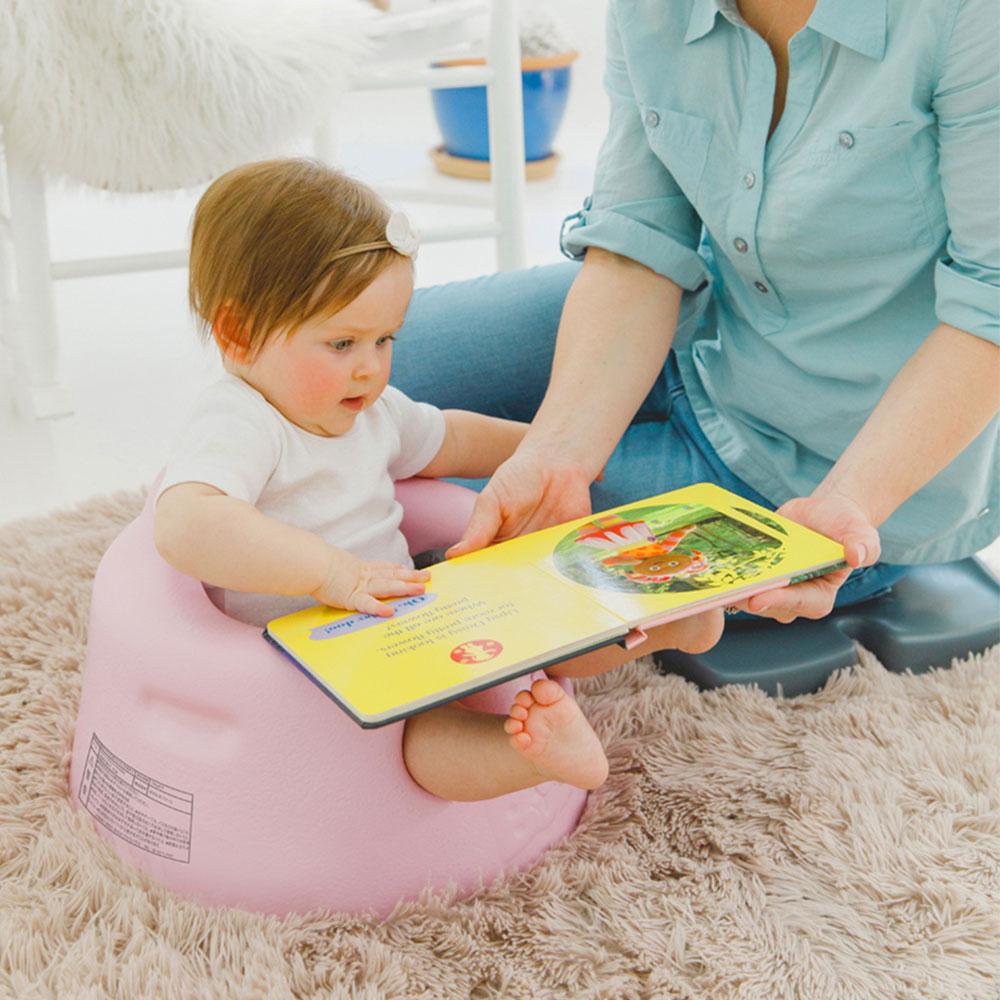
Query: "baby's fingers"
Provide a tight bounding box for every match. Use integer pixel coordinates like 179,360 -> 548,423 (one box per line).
351,579 -> 426,617
352,593 -> 396,618
366,562 -> 431,583
367,576 -> 428,600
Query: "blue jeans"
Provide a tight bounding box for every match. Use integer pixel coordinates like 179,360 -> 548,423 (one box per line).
392,262 -> 910,610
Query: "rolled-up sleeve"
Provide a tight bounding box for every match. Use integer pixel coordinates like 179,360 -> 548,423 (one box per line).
931,0 -> 1000,345
559,3 -> 709,291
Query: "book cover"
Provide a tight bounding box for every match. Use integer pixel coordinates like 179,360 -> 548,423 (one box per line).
265,483 -> 847,727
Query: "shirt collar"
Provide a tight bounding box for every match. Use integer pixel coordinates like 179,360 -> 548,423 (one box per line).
684,0 -> 723,44
684,0 -> 887,61
807,0 -> 887,60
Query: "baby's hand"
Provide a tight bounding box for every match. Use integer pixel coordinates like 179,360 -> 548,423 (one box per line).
310,547 -> 431,618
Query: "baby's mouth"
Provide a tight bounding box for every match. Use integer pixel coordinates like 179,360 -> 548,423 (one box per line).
341,396 -> 365,412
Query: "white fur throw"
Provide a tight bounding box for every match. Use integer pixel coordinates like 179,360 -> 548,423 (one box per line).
0,0 -> 376,191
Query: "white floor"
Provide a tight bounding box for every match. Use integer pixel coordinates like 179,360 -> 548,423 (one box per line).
1,86 -> 602,526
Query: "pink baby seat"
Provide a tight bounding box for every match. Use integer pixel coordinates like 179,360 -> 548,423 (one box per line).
69,476 -> 586,917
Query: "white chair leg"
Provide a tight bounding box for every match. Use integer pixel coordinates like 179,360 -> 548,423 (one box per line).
486,0 -> 527,271
4,147 -> 72,418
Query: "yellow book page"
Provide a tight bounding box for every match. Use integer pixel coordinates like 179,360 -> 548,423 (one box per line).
268,483 -> 845,725
266,560 -> 627,725
454,483 -> 846,625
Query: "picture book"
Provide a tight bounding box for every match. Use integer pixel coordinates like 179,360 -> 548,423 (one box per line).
264,483 -> 847,728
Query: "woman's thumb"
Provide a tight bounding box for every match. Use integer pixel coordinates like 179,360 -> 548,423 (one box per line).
445,493 -> 503,559
846,527 -> 880,568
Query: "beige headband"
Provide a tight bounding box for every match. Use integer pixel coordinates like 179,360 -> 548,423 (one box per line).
323,241 -> 394,265
323,210 -> 420,267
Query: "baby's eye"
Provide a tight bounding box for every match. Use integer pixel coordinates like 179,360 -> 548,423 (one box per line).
329,339 -> 353,352
377,334 -> 397,347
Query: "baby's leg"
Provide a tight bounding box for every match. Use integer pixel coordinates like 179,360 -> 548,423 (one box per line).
546,612 -> 725,679
403,680 -> 607,801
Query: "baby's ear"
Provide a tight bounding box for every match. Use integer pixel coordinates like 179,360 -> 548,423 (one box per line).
212,304 -> 252,363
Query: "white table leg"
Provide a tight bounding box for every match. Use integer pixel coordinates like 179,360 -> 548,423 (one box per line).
486,0 -> 527,272
3,146 -> 73,419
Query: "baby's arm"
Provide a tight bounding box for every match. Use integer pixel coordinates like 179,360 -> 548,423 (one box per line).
415,410 -> 528,480
155,483 -> 429,617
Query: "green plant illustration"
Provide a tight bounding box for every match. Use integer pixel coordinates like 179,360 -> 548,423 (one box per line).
552,502 -> 784,595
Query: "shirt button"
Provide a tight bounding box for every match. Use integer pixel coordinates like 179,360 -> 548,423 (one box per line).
838,131 -> 855,149
754,280 -> 769,294
733,237 -> 749,253
743,171 -> 756,189
644,109 -> 660,128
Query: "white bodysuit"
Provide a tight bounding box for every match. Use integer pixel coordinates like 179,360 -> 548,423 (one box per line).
158,374 -> 446,626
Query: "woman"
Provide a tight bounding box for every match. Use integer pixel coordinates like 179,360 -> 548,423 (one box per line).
393,0 -> 998,640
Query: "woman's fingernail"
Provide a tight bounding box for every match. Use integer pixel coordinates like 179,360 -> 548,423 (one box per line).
856,544 -> 867,564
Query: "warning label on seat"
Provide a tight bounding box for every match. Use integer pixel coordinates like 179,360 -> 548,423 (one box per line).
77,733 -> 193,863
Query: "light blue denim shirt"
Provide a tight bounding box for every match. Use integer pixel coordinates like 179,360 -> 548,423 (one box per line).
561,0 -> 999,564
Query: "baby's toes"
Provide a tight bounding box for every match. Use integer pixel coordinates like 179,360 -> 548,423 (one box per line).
503,717 -> 524,735
509,703 -> 528,722
529,678 -> 565,707
513,690 -> 534,711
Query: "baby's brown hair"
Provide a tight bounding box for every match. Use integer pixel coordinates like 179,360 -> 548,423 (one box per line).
189,158 -> 400,361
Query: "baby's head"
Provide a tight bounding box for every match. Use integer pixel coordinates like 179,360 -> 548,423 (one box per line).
189,158 -> 416,436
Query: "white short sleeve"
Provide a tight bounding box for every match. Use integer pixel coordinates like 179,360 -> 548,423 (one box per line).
380,384 -> 447,481
157,377 -> 283,504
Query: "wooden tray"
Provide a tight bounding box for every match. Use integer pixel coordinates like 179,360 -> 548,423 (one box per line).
430,146 -> 560,181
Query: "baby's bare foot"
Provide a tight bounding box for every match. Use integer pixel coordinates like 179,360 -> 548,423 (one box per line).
503,678 -> 609,790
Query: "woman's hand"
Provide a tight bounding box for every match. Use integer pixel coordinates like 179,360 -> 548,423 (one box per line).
728,492 -> 881,623
446,445 -> 598,558
311,548 -> 431,618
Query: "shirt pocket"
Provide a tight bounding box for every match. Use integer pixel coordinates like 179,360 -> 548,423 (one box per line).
770,122 -> 942,261
641,106 -> 714,207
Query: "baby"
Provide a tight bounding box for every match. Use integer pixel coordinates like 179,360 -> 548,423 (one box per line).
154,158 -> 612,801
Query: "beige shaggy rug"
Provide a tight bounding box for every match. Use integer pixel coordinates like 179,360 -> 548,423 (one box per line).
1,489 -> 998,1000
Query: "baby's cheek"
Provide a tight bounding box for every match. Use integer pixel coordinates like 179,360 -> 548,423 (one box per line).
289,359 -> 345,408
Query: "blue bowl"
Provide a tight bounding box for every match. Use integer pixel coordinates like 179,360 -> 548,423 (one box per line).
432,58 -> 574,162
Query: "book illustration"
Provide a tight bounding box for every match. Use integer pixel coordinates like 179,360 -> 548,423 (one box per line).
734,506 -> 788,536
450,639 -> 504,664
576,519 -> 709,584
552,502 -> 785,595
